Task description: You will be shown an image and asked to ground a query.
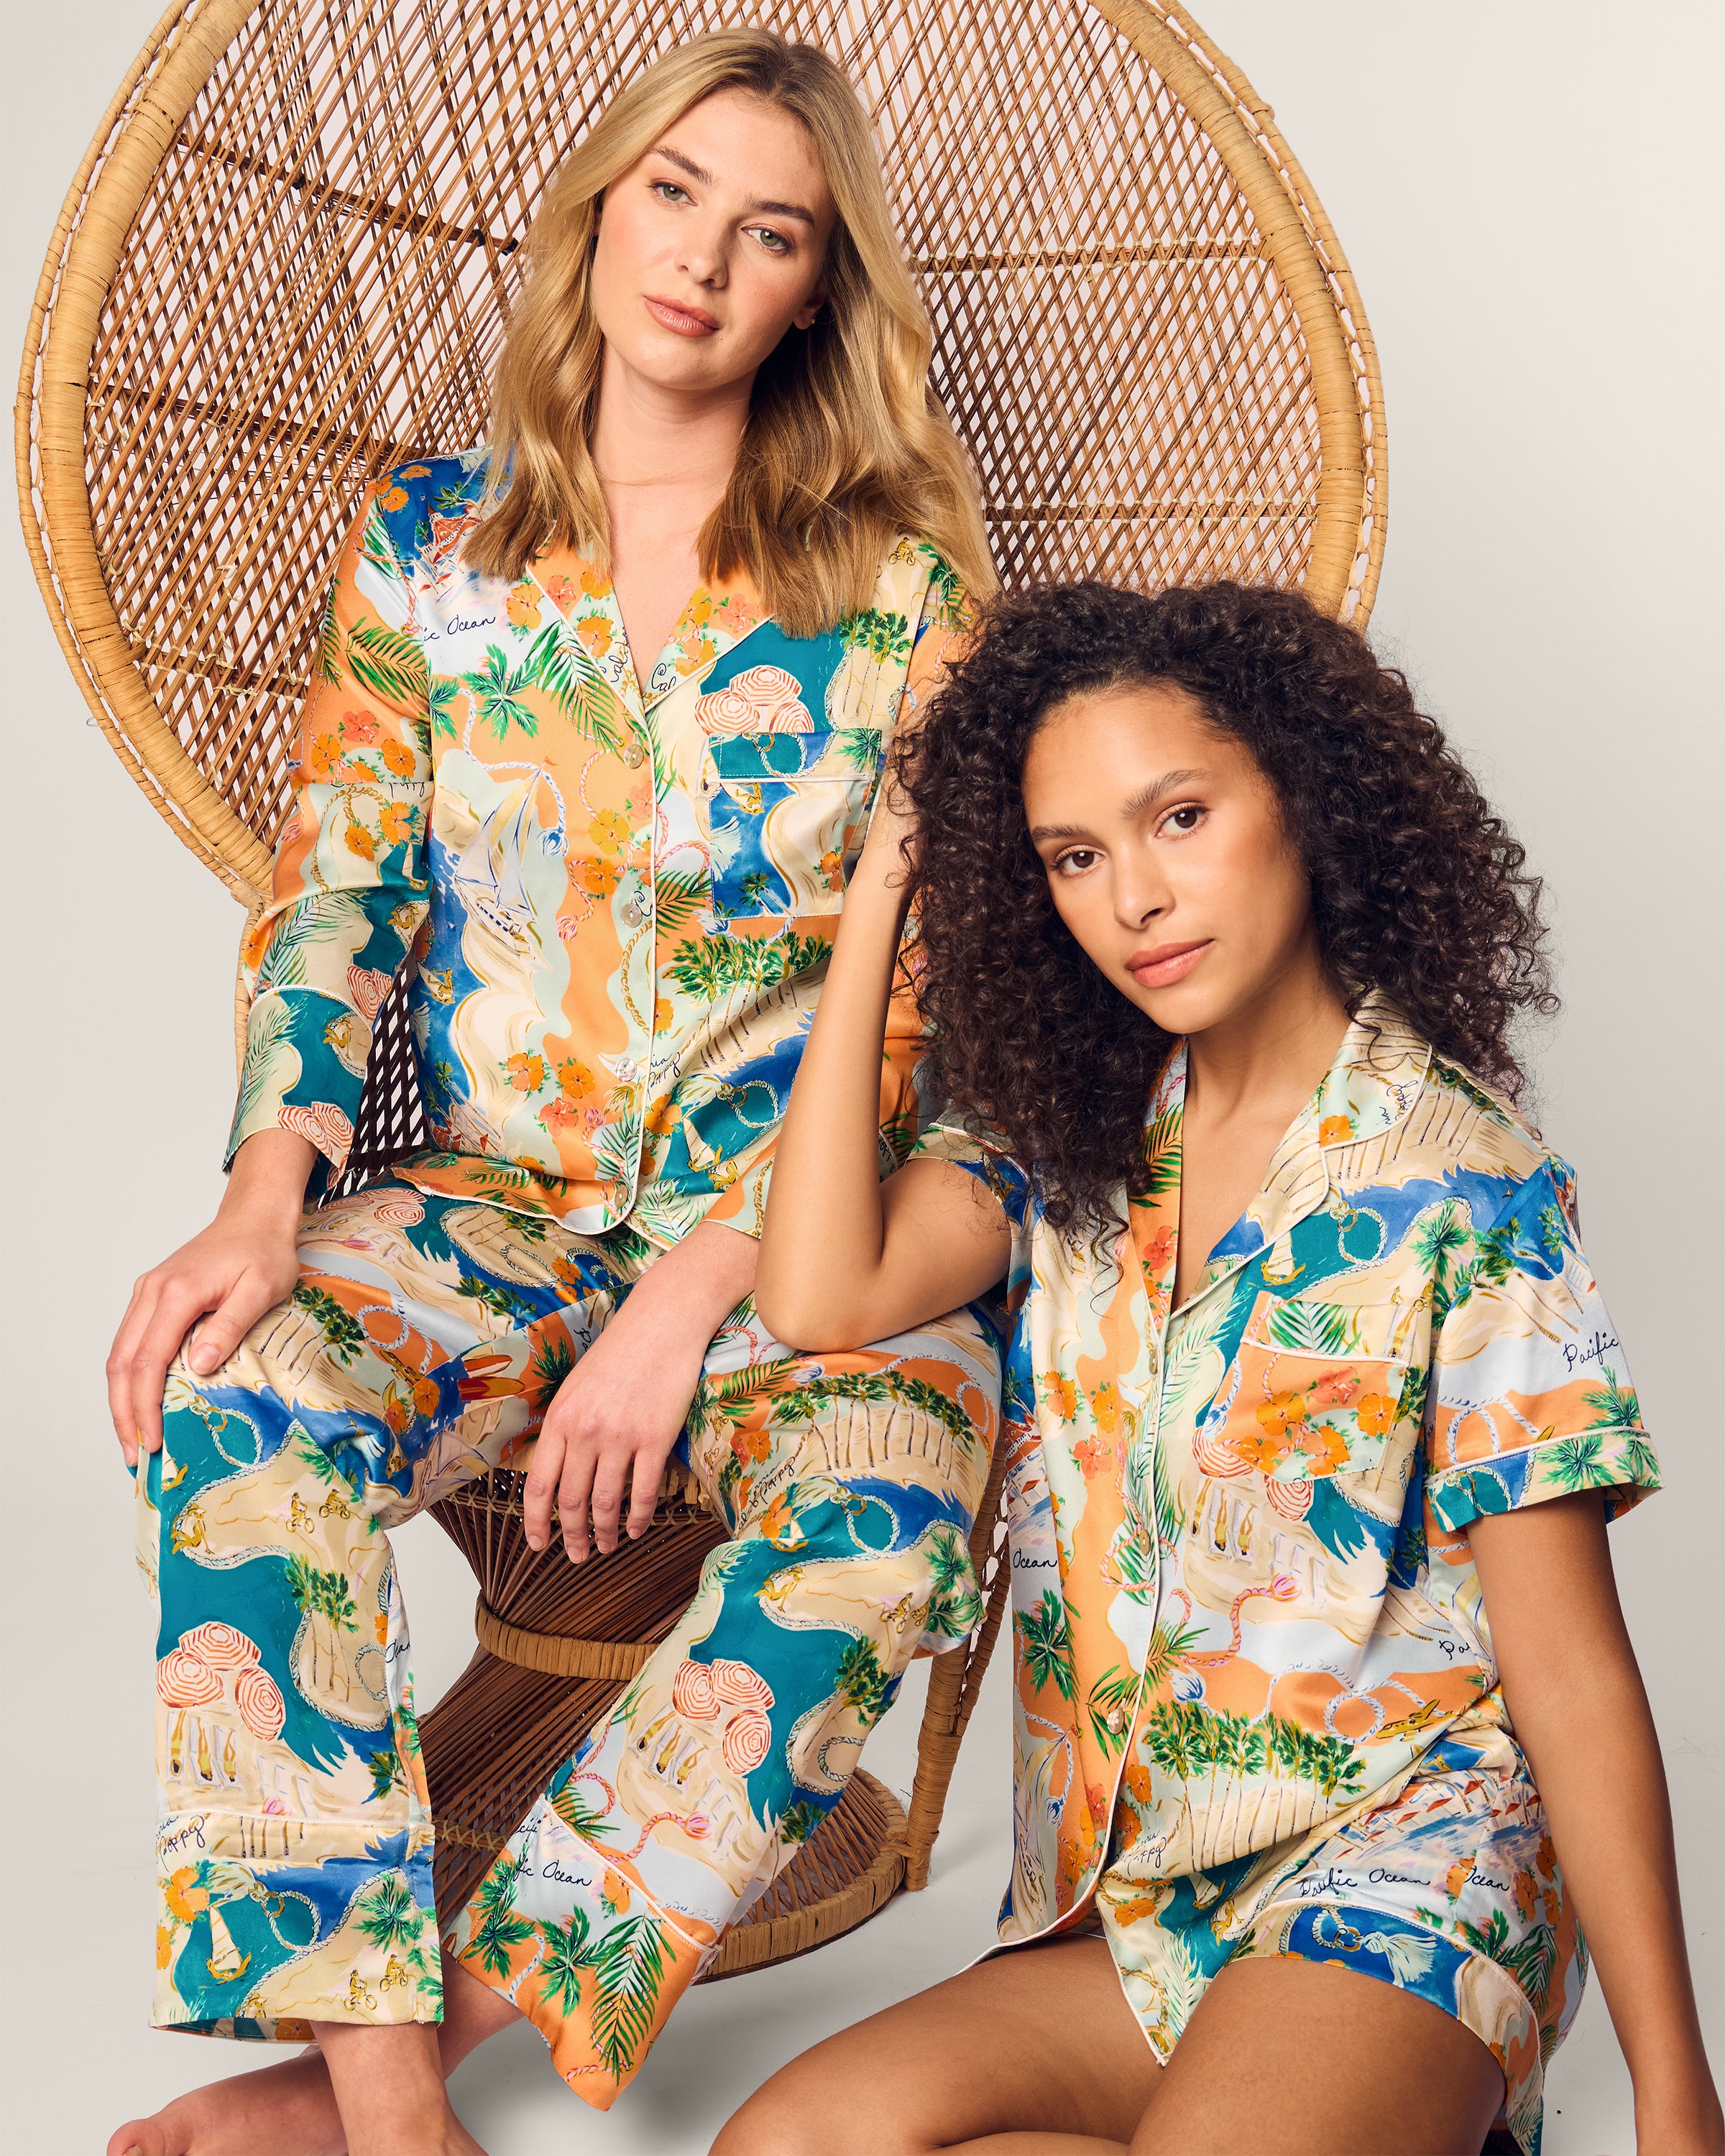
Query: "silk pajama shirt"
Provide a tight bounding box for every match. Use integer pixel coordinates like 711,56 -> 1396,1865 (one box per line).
922,998 -> 1660,2156
137,451 -> 998,2104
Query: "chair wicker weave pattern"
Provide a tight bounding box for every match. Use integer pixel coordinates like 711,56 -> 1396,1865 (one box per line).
19,0 -> 1382,903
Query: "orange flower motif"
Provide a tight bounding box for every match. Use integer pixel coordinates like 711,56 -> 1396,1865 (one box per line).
579,566 -> 611,598
164,1869 -> 210,1923
381,737 -> 416,777
599,1870 -> 631,1917
1255,1391 -> 1305,1438
1444,1857 -> 1471,1902
1514,1869 -> 1537,1921
412,1376 -> 441,1418
1542,1886 -> 1560,1927
344,822 -> 377,862
1536,1833 -> 1558,1880
574,612 -> 612,657
374,1611 -> 390,1646
384,1396 -> 412,1434
556,1058 -> 597,1100
591,808 -> 632,854
539,1095 -> 581,1133
307,732 -> 342,779
687,591 -> 714,625
653,998 -> 675,1033
1124,1761 -> 1152,1805
1040,1370 -> 1078,1420
503,1052 -> 548,1094
1319,1114 -> 1355,1145
1300,1422 -> 1351,1475
1355,1390 -> 1395,1437
379,803 -> 413,847
379,483 -> 409,512
1085,1783 -> 1107,1823
343,709 -> 380,744
1090,1380 -> 1121,1434
1111,1893 -> 1159,1927
1071,1435 -> 1111,1480
156,1922 -> 175,1968
398,465 -> 431,479
677,636 -> 717,674
1310,1368 -> 1360,1410
1114,1807 -> 1141,1851
571,856 -> 622,899
1238,1424 -> 1297,1476
542,573 -> 575,608
505,582 -> 543,629
1141,1224 -> 1177,1276
818,849 -> 845,892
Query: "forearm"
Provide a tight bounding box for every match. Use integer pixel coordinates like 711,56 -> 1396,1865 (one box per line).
757,843 -> 910,1343
224,1129 -> 319,1226
1473,1497 -> 1720,2139
622,1218 -> 758,1353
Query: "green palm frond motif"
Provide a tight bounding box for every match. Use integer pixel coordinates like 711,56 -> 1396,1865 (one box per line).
779,1800 -> 822,1845
922,554 -> 963,615
1016,1588 -> 1077,1701
345,615 -> 428,708
836,727 -> 883,770
316,586 -> 342,685
1410,1201 -> 1472,1309
549,1774 -> 618,1845
1542,1432 -> 1612,1493
535,632 -> 630,752
356,1874 -> 422,1952
1261,1297 -> 1355,1357
1582,1368 -> 1641,1434
456,1271 -> 537,1324
367,1743 -> 406,1802
1086,1665 -> 1144,1755
589,1915 -> 669,2085
468,1897 -> 535,1981
463,630 -> 558,742
290,1281 -> 366,1364
1139,1618 -> 1205,1696
1140,1105 -> 1181,1198
427,673 -> 464,739
525,1329 -> 576,1411
667,929 -> 832,1002
836,1636 -> 893,1726
770,1368 -> 975,1454
535,1911 -> 592,2017
841,607 -> 910,662
652,867 -> 709,938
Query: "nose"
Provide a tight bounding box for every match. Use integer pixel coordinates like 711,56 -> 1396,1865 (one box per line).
1113,846 -> 1170,931
677,212 -> 728,288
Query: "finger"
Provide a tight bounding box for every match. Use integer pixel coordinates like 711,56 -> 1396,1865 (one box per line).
184,1273 -> 274,1378
108,1281 -> 157,1458
588,1449 -> 630,1557
558,1442 -> 600,1565
625,1443 -> 667,1541
130,1287 -> 211,1457
523,1427 -> 566,1552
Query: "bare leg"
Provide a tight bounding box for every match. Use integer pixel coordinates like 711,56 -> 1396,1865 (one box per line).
714,1938 -> 1505,2156
107,1958 -> 520,2156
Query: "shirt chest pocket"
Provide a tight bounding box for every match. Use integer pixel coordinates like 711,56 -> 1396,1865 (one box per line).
1200,1295 -> 1420,1493
702,731 -> 878,921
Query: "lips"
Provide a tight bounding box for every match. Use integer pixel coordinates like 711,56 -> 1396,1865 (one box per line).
644,295 -> 719,336
1126,938 -> 1212,988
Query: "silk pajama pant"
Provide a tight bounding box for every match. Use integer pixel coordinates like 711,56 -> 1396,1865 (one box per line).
137,1171 -> 1000,2106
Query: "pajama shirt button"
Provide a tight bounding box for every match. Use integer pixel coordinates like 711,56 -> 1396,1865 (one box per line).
1107,1707 -> 1127,1735
621,740 -> 645,768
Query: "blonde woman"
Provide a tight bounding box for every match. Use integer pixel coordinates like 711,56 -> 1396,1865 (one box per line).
108,32 -> 997,2156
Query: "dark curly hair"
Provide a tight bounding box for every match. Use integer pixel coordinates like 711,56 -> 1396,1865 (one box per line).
901,580 -> 1556,1233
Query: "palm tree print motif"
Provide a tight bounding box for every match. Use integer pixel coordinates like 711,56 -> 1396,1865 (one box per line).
916,999 -> 1652,2156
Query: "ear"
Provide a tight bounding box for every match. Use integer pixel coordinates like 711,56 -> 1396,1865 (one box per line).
791,279 -> 827,333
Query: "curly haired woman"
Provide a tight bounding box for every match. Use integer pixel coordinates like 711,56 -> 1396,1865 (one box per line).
107,31 -> 1000,2156
737,582 -> 1723,2155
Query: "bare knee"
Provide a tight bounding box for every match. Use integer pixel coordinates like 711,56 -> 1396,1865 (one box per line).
714,2073 -> 933,2156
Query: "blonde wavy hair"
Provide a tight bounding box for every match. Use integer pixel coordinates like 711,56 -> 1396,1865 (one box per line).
466,29 -> 994,636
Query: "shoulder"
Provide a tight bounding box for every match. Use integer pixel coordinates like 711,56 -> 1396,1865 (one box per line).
1414,1051 -> 1578,1230
367,448 -> 492,572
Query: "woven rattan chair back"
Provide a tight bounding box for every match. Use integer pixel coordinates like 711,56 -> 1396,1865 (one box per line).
20,0 -> 1384,914
17,0 -> 1384,1971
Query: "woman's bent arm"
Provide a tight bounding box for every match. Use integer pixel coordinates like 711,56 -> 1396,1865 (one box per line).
1471,1493 -> 1724,2154
758,809 -> 1008,1350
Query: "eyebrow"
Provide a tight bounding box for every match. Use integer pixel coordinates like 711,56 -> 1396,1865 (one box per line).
1027,768 -> 1210,842
650,142 -> 818,228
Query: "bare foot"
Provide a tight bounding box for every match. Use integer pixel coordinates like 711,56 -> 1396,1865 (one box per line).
105,2050 -> 348,2156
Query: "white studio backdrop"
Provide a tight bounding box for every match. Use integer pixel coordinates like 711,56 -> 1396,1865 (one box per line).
3,5 -> 1718,2152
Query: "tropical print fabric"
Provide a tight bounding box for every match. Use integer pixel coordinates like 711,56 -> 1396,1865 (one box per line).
229,449 -> 965,1238
138,1175 -> 998,2105
917,995 -> 1656,2154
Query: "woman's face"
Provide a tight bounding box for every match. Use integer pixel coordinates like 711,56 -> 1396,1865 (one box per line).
590,88 -> 836,400
1020,681 -> 1316,1038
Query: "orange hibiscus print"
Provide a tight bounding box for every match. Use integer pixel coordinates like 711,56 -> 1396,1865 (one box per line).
504,1053 -> 548,1094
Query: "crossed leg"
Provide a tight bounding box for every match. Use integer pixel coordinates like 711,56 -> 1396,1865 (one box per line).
716,1935 -> 1506,2156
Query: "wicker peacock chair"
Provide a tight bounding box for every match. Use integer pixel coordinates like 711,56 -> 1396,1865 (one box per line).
18,0 -> 1384,1978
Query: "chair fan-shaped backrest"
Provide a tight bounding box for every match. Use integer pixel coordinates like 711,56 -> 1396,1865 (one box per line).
19,0 -> 1383,908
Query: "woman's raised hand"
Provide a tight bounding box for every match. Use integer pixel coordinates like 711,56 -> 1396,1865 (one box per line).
106,1129 -> 315,1467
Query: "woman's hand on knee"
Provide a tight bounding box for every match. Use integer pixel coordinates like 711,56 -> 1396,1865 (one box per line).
106,1132 -> 312,1466
523,1321 -> 694,1562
